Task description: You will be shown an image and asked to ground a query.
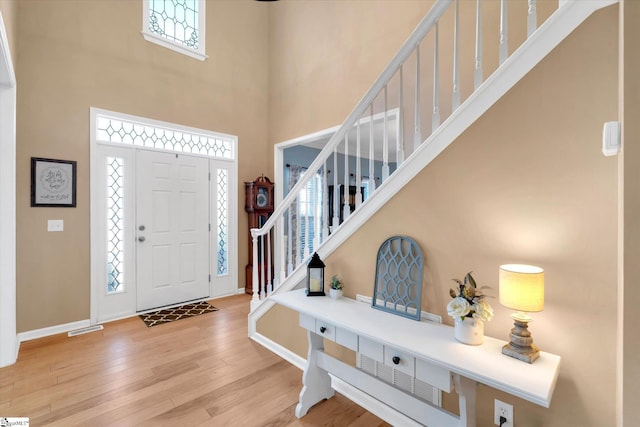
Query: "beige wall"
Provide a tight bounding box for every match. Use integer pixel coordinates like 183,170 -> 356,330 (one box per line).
15,0 -> 269,332
267,0 -> 433,171
266,0 -> 557,169
621,0 -> 640,425
259,5 -> 619,427
9,0 -> 632,424
0,0 -> 17,68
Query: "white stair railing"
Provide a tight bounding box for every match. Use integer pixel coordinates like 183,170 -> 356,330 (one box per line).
249,0 -> 586,310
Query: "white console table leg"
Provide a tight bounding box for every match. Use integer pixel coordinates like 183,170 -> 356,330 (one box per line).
295,330 -> 335,418
453,374 -> 477,427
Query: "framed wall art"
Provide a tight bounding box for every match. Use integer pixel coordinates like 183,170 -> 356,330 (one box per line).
31,157 -> 77,207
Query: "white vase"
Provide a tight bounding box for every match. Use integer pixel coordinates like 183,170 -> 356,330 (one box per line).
329,288 -> 343,299
454,317 -> 484,345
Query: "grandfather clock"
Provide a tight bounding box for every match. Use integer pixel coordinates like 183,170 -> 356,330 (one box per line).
244,175 -> 274,295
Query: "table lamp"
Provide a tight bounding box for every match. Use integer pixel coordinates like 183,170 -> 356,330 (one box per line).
499,264 -> 544,363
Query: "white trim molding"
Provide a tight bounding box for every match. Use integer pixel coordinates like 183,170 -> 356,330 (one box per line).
17,319 -> 91,343
249,332 -> 306,371
273,108 -> 400,208
0,9 -> 17,368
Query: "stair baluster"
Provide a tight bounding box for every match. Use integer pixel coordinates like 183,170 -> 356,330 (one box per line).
528,0 -> 537,38
245,0 -> 609,310
369,104 -> 376,193
500,0 -> 509,65
413,43 -> 422,153
355,118 -> 362,210
475,0 -> 483,90
343,135 -> 350,222
432,22 -> 440,132
382,86 -> 389,182
397,65 -> 405,165
452,0 -> 460,112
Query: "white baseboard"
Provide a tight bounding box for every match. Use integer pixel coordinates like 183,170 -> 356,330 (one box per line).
13,339 -> 19,365
249,331 -> 306,370
25,294 -> 241,345
237,288 -> 245,294
17,319 -> 91,343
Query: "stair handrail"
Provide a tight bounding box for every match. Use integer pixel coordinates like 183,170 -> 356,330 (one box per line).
252,0 -> 452,239
250,0 -> 614,307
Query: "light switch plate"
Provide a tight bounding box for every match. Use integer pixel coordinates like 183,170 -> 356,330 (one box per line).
48,220 -> 64,232
602,121 -> 621,156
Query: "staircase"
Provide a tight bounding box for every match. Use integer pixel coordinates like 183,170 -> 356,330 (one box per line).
248,0 -> 617,328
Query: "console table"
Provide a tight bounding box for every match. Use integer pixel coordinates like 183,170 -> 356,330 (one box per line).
271,289 -> 561,427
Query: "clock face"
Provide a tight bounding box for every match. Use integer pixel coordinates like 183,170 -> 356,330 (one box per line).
256,187 -> 269,208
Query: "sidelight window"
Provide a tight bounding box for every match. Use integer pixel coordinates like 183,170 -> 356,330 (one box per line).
106,156 -> 125,294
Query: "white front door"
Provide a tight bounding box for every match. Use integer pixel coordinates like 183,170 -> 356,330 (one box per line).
136,150 -> 210,311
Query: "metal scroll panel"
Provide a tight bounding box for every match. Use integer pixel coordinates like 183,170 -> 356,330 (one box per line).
372,236 -> 423,321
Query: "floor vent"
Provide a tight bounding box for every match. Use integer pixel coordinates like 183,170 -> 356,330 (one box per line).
68,325 -> 104,337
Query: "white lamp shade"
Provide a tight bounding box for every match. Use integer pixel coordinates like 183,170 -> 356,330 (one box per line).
499,264 -> 544,312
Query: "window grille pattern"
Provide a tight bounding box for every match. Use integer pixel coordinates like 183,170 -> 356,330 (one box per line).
96,115 -> 234,160
217,169 -> 228,276
148,0 -> 199,50
106,157 -> 125,294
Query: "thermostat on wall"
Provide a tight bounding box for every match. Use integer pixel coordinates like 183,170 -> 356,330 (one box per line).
602,121 -> 621,157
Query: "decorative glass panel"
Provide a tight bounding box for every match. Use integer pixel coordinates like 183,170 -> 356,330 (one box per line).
96,114 -> 234,160
106,157 -> 125,294
149,0 -> 199,50
217,169 -> 228,276
372,236 -> 423,320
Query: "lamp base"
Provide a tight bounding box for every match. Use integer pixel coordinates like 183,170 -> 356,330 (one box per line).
502,342 -> 539,364
502,318 -> 540,364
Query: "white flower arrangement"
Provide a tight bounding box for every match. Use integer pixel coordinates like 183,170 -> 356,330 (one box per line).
447,272 -> 494,323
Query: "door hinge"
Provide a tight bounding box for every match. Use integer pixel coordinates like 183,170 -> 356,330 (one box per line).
209,274 -> 211,282
208,172 -> 211,181
209,224 -> 211,232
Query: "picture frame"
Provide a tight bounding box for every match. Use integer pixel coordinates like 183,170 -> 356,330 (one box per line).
31,157 -> 77,207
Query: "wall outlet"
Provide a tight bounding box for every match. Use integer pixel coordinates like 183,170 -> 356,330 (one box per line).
494,399 -> 513,426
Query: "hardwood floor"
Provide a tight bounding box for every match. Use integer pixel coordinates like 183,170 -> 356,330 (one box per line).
0,294 -> 391,426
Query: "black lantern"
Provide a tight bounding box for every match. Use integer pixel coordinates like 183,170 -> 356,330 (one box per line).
306,252 -> 325,296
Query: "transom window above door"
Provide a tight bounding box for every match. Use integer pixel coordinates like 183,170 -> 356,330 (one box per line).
95,112 -> 234,160
142,0 -> 207,61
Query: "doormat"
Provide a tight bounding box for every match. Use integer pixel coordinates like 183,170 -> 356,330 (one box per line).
139,301 -> 219,327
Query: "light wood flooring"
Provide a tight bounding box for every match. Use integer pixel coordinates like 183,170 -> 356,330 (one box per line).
0,294 -> 391,426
